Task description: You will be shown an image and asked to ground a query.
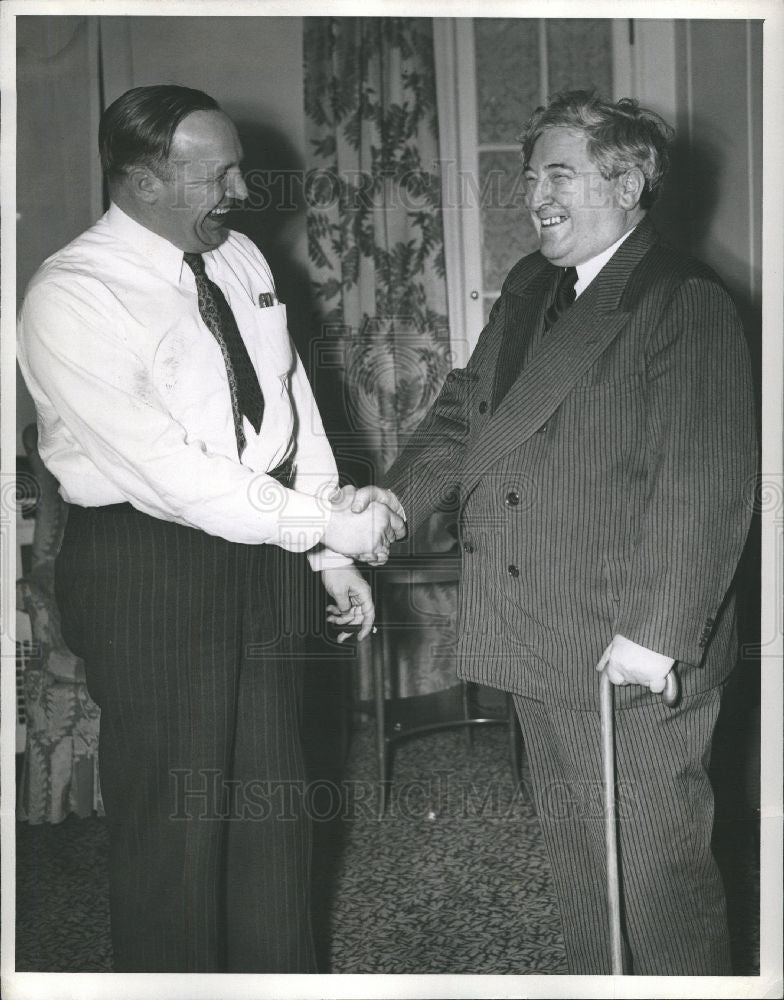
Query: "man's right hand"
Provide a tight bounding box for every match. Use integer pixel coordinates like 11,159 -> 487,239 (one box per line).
322,488 -> 406,564
342,485 -> 407,563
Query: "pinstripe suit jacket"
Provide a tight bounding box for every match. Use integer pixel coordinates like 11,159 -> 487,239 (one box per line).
386,218 -> 757,709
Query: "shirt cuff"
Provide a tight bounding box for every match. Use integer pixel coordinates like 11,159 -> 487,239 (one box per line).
307,545 -> 354,572
222,476 -> 334,551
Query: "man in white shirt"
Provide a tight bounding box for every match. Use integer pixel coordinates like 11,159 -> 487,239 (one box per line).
18,84 -> 404,973
381,91 -> 757,973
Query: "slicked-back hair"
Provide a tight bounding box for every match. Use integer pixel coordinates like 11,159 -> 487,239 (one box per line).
519,90 -> 675,209
99,85 -> 221,181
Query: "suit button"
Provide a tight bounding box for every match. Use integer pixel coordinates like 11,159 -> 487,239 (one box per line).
478,401 -> 488,414
507,564 -> 520,578
463,541 -> 475,554
537,423 -> 547,434
505,490 -> 520,507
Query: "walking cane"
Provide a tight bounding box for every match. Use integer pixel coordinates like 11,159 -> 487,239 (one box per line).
599,666 -> 680,974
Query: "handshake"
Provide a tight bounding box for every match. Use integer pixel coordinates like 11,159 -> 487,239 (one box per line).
322,485 -> 407,565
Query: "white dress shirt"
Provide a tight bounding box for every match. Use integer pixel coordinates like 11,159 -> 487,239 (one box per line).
574,225 -> 635,298
18,203 -> 349,568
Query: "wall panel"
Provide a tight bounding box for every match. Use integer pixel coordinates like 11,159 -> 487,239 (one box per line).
16,16 -> 102,450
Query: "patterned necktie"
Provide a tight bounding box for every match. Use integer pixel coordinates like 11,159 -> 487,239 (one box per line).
183,252 -> 264,457
543,265 -> 578,332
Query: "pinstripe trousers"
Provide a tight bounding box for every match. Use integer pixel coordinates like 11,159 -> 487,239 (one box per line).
513,688 -> 731,975
55,503 -> 316,973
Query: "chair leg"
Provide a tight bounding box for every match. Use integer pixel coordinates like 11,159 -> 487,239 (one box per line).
507,694 -> 522,789
373,627 -> 388,819
462,681 -> 474,752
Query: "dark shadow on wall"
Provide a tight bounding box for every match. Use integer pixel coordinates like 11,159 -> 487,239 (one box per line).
226,122 -> 315,368
648,129 -> 693,256
653,124 -> 762,403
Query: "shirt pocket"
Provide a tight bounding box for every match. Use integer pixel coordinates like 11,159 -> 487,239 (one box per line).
243,303 -> 294,386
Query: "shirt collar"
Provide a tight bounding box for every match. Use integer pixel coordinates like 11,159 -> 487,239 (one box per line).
574,224 -> 638,298
105,202 -> 189,286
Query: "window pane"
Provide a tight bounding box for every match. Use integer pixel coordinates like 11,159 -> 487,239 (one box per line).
475,18 -> 540,144
546,19 -> 613,96
479,150 -> 539,290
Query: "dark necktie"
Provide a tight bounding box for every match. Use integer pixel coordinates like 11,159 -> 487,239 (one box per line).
492,265 -> 579,411
543,265 -> 578,332
184,252 -> 265,457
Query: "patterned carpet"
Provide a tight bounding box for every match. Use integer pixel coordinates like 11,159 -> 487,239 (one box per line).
315,720 -> 567,974
15,719 -> 759,975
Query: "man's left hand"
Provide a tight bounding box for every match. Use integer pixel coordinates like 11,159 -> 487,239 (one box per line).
596,634 -> 675,693
321,566 -> 375,641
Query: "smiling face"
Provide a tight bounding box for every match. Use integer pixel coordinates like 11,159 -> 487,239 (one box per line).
523,127 -> 643,267
151,110 -> 248,253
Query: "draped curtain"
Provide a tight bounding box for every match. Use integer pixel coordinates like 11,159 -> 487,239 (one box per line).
304,17 -> 451,469
304,18 -> 458,696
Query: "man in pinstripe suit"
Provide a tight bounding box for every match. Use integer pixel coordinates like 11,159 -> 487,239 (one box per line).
18,85 -> 405,972
380,91 -> 757,974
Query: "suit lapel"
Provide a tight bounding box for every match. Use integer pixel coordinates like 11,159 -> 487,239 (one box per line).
490,262 -> 557,409
463,218 -> 660,490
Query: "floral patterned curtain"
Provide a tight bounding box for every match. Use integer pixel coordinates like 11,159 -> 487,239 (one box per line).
304,17 -> 451,469
304,17 -> 457,696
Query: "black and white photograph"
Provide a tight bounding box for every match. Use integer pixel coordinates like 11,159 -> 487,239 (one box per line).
1,3 -> 781,998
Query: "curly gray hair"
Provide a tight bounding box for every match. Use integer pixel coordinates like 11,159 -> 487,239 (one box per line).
519,90 -> 675,209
